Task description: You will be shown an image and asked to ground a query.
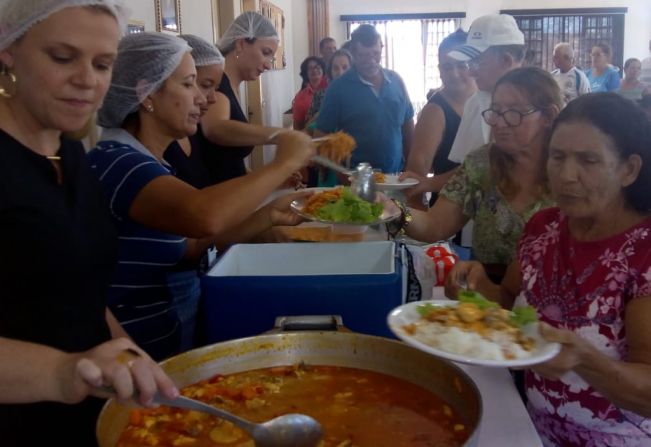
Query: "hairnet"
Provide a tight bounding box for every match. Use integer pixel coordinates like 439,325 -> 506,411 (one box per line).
218,11 -> 279,54
98,32 -> 191,128
180,34 -> 224,67
0,0 -> 129,51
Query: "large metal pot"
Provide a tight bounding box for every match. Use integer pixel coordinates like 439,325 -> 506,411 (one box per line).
97,316 -> 482,446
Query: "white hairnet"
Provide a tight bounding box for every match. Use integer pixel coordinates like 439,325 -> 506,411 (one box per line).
180,34 -> 224,67
0,0 -> 129,51
218,11 -> 279,54
98,32 -> 191,128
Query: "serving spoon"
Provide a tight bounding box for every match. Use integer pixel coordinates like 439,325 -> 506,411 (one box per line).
154,393 -> 323,447
309,157 -> 377,203
100,386 -> 322,447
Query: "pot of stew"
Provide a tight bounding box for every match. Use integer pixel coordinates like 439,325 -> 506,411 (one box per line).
97,316 -> 482,446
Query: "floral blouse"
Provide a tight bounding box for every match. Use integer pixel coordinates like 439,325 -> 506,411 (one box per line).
516,208 -> 651,447
439,145 -> 554,265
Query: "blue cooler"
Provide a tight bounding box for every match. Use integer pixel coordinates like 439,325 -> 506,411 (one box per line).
200,241 -> 406,341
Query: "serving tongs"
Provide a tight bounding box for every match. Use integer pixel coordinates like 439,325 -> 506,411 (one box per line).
309,157 -> 377,203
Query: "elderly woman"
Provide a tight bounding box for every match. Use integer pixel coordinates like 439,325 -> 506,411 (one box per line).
586,43 -> 621,93
200,11 -> 286,184
89,32 -> 314,361
163,34 -> 225,189
394,67 -> 561,281
292,56 -> 327,130
449,93 -> 651,446
0,1 -> 178,445
402,29 -> 477,209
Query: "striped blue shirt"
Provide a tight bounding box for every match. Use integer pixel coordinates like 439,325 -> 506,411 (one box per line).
87,128 -> 187,359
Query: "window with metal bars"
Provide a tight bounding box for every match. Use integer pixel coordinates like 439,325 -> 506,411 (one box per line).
341,13 -> 463,116
502,8 -> 626,72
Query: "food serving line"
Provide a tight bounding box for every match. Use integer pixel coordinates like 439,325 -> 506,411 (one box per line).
199,219 -> 544,446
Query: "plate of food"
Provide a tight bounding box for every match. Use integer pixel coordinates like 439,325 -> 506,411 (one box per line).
291,187 -> 401,226
373,173 -> 419,191
387,292 -> 561,367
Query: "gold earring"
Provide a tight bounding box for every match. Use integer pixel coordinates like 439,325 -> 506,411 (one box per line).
0,66 -> 17,99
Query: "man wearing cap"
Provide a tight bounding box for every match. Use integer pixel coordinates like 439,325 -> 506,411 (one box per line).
315,24 -> 414,173
447,14 -> 525,164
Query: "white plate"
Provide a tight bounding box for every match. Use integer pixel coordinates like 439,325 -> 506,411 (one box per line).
375,174 -> 419,191
387,300 -> 561,368
290,187 -> 401,226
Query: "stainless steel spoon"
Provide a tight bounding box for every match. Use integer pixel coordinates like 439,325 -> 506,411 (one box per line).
310,157 -> 377,203
154,393 -> 323,447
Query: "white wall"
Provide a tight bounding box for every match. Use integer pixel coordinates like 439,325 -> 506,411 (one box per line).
325,0 -> 651,64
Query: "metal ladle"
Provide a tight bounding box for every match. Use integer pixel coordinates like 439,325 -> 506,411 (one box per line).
100,385 -> 322,447
154,393 -> 323,447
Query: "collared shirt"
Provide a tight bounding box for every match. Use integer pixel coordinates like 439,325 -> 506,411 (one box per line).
551,66 -> 591,102
447,90 -> 492,163
316,67 -> 414,173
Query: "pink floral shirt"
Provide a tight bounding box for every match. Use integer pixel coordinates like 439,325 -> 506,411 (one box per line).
516,208 -> 651,446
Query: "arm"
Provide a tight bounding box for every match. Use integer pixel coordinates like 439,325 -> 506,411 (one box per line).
401,118 -> 415,165
129,131 -> 314,239
201,91 -> 283,147
533,296 -> 651,418
405,195 -> 469,243
405,104 -> 446,176
0,337 -> 177,406
607,70 -> 622,92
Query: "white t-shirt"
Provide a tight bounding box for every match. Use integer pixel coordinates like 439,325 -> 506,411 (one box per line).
551,66 -> 591,102
641,57 -> 651,85
447,90 -> 492,163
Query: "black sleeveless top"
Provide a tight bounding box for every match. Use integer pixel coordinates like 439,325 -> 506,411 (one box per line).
201,74 -> 254,184
163,132 -> 212,189
428,92 -> 462,207
0,130 -> 117,446
428,92 -> 462,175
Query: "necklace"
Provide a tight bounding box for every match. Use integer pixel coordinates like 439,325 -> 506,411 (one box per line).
46,155 -> 61,160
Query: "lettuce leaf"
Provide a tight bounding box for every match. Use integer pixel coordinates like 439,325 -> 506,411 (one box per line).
315,187 -> 383,224
457,289 -> 499,310
509,306 -> 538,328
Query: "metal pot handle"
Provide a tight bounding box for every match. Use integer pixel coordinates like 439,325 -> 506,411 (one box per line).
272,315 -> 347,332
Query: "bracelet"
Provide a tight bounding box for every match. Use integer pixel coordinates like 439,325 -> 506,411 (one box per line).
387,199 -> 413,238
266,129 -> 284,144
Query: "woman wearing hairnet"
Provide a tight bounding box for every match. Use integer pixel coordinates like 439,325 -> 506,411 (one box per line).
200,11 -> 288,184
88,32 -> 314,362
0,1 -> 178,445
163,34 -> 225,189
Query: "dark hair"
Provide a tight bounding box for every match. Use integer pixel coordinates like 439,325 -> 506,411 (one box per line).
438,29 -> 467,56
624,57 -> 641,70
350,24 -> 381,48
490,67 -> 564,198
299,56 -> 326,89
340,40 -> 354,53
592,43 -> 612,58
552,93 -> 651,212
319,37 -> 335,50
326,49 -> 353,79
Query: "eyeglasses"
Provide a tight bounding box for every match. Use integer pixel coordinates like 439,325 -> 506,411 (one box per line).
481,108 -> 540,127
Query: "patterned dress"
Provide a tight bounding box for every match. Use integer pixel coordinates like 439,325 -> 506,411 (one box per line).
515,207 -> 651,446
440,144 -> 554,265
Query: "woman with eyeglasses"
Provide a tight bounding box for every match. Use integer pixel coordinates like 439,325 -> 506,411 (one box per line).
199,12 -> 288,184
394,67 -> 562,282
292,56 -> 327,131
402,29 -> 477,210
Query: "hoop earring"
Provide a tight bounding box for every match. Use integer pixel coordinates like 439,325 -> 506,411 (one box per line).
0,66 -> 17,99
